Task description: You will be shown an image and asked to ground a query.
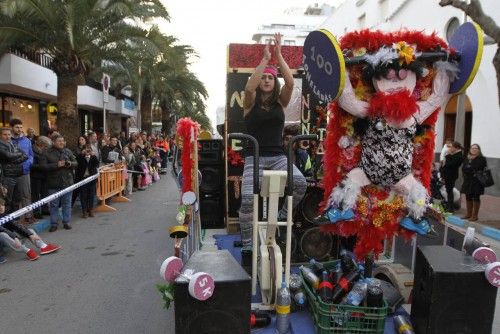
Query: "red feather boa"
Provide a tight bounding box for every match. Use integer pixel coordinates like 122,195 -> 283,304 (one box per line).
367,90 -> 418,123
340,29 -> 448,55
176,118 -> 199,193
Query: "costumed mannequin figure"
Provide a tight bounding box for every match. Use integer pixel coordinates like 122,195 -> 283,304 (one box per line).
318,30 -> 462,257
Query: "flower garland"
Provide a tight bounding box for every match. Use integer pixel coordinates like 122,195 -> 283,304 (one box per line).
176,118 -> 199,193
227,147 -> 244,167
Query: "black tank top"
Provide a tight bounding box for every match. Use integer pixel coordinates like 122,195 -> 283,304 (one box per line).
244,102 -> 285,156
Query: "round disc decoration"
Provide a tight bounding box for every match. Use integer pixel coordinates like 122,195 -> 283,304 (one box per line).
188,272 -> 215,301
303,29 -> 345,102
160,256 -> 183,282
473,247 -> 497,264
485,262 -> 500,287
181,191 -> 197,206
449,22 -> 483,94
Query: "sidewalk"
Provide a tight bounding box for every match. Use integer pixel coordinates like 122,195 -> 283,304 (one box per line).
447,194 -> 500,241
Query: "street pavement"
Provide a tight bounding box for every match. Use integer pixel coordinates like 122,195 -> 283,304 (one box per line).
0,174 -> 177,334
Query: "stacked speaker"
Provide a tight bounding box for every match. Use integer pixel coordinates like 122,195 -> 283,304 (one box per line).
411,245 -> 497,334
198,139 -> 225,229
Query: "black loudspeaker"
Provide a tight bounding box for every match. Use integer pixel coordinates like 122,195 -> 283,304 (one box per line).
198,139 -> 225,229
411,245 -> 497,334
175,250 -> 251,334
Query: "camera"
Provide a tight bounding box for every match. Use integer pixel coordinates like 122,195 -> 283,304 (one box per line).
64,160 -> 71,168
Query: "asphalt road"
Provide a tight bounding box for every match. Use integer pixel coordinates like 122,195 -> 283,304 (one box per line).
0,174 -> 177,334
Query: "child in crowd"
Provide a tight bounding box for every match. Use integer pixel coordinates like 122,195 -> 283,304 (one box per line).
122,146 -> 135,195
0,198 -> 60,262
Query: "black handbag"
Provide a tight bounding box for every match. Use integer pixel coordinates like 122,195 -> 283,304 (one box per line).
474,169 -> 495,187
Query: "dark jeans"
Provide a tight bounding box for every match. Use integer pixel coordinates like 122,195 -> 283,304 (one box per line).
160,150 -> 168,168
48,189 -> 72,226
80,180 -> 96,212
31,176 -> 48,215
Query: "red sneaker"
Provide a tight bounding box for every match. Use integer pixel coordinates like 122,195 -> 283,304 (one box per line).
26,249 -> 40,261
40,244 -> 61,255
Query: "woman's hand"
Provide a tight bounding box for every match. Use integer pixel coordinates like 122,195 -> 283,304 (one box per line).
274,33 -> 283,57
263,42 -> 271,62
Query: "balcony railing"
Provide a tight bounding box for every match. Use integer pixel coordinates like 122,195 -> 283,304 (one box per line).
8,48 -> 53,69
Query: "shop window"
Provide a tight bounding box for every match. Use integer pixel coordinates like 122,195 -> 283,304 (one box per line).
1,97 -> 40,134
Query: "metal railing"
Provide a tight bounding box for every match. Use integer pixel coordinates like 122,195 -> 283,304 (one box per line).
8,48 -> 53,69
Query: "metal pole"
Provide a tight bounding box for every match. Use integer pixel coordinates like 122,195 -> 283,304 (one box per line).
103,101 -> 107,135
454,94 -> 466,145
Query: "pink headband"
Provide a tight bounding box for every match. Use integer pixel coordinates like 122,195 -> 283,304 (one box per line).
263,66 -> 278,77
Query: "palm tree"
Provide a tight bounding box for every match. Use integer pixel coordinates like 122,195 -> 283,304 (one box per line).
0,0 -> 169,147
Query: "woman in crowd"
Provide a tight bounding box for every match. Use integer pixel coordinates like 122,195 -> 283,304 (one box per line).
238,33 -> 306,247
461,144 -> 488,221
75,136 -> 87,156
75,144 -> 99,218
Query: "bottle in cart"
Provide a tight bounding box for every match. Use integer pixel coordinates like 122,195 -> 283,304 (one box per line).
289,273 -> 303,292
293,289 -> 307,308
332,271 -> 359,303
275,282 -> 291,334
309,258 -> 324,274
300,265 -> 319,290
340,252 -> 357,274
318,270 -> 333,302
341,281 -> 367,306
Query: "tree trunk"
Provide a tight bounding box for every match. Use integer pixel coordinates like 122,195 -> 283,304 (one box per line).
140,89 -> 152,134
56,76 -> 80,150
160,100 -> 172,135
493,47 -> 500,105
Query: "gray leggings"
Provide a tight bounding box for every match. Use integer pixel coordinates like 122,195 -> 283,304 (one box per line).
239,155 -> 307,246
0,229 -> 36,253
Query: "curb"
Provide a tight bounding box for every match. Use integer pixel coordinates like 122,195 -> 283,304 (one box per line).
31,218 -> 51,234
446,215 -> 500,242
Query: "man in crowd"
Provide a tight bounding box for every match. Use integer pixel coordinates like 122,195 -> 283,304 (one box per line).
101,136 -> 122,164
0,127 -> 28,215
10,119 -> 35,223
88,131 -> 101,163
119,131 -> 128,149
31,136 -> 51,219
40,135 -> 77,232
26,127 -> 36,146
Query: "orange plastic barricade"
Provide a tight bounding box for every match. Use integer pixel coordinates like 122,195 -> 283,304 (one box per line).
95,162 -> 130,212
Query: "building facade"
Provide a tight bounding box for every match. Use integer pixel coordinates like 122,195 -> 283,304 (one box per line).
0,51 -> 138,137
320,0 -> 500,195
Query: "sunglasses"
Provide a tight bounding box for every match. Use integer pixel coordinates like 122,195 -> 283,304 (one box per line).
384,68 -> 408,80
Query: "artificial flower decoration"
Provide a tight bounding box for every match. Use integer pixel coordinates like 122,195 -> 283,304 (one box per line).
393,41 -> 416,66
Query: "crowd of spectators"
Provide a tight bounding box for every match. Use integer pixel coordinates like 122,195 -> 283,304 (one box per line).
0,118 -> 172,264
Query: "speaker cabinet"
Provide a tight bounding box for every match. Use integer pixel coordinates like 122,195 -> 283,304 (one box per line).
411,245 -> 497,334
198,139 -> 225,229
175,250 -> 251,334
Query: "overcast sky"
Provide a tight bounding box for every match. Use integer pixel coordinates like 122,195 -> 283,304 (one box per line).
159,0 -> 340,128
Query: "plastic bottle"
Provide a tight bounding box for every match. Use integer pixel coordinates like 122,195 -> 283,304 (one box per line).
394,315 -> 415,334
289,273 -> 303,292
293,289 -> 307,307
300,265 -> 319,290
332,271 -> 359,303
340,253 -> 357,274
275,282 -> 291,334
309,258 -> 324,274
318,270 -> 334,302
341,281 -> 367,306
328,267 -> 342,285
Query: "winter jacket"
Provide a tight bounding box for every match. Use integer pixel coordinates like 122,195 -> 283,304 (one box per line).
101,144 -> 122,164
30,146 -> 46,179
440,150 -> 464,182
39,147 -> 77,189
11,135 -> 33,175
0,141 -> 28,178
461,155 -> 487,196
75,153 -> 99,182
